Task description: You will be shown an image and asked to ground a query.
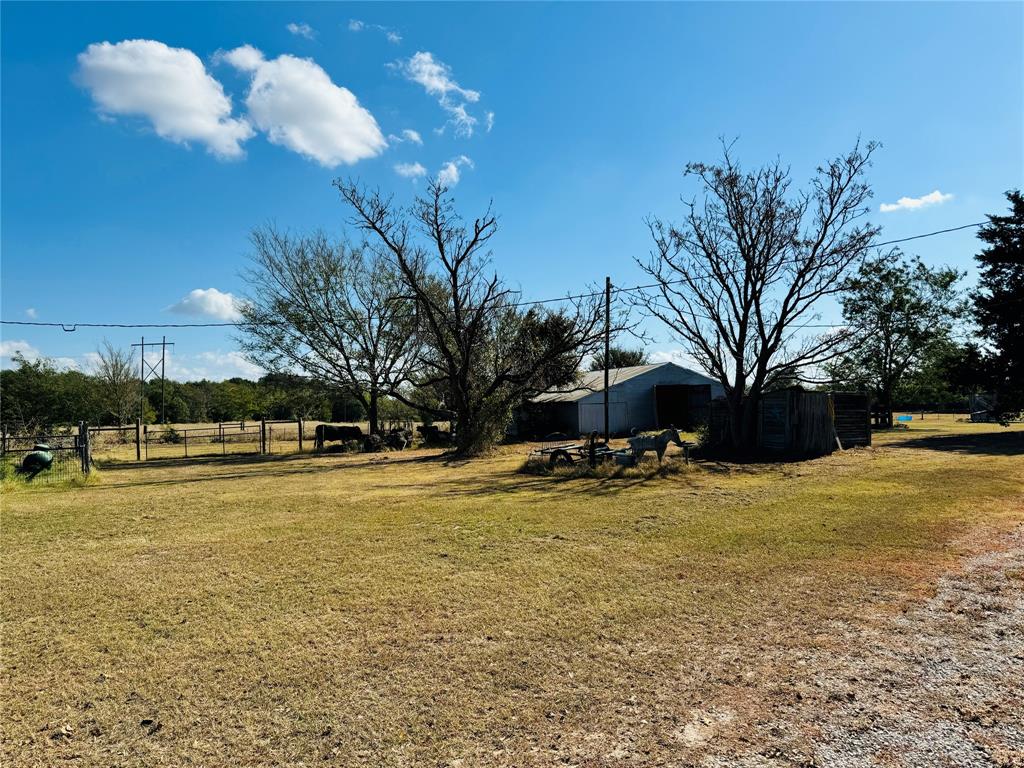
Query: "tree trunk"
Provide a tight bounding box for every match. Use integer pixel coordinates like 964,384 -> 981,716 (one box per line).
727,392 -> 745,451
739,394 -> 760,453
879,388 -> 893,429
368,388 -> 379,435
726,392 -> 760,455
454,410 -> 476,456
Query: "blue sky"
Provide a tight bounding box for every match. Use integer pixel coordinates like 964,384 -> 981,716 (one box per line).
2,2 -> 1021,380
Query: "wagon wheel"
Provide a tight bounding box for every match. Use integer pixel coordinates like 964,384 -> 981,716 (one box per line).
548,449 -> 575,468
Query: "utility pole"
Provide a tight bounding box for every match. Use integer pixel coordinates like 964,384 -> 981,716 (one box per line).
160,336 -> 167,424
604,276 -> 611,445
139,335 -> 145,427
132,337 -> 175,426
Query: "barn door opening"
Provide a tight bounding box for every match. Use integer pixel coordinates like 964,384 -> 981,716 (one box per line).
655,384 -> 711,430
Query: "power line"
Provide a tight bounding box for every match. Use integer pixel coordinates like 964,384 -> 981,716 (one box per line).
1,320 -> 249,330
0,220 -> 993,331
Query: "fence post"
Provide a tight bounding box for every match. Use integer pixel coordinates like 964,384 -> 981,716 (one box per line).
78,421 -> 91,474
260,419 -> 267,455
135,418 -> 142,461
297,418 -> 304,453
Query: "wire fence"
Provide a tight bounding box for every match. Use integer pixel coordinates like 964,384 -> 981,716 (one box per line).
3,418 -> 432,476
141,422 -> 263,460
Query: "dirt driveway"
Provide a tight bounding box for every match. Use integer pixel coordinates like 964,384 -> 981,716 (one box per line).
702,525 -> 1024,767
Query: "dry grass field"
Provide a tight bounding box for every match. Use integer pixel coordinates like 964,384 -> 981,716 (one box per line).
2,416 -> 1022,766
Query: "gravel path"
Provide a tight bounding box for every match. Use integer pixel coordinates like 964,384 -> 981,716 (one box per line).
707,525 -> 1024,767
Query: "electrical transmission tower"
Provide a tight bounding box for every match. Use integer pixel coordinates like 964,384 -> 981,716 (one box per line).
132,336 -> 174,424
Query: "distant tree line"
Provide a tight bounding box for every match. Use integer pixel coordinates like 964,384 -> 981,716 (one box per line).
0,358 -> 389,433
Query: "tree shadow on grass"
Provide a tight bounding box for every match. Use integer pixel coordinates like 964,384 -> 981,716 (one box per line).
890,430 -> 1024,456
402,463 -> 703,500
91,450 -> 454,490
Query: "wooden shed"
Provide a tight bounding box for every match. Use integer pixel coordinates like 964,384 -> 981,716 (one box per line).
709,388 -> 871,457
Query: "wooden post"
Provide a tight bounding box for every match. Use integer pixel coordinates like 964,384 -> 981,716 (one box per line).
260,419 -> 267,454
79,422 -> 87,474
135,418 -> 142,461
297,418 -> 304,453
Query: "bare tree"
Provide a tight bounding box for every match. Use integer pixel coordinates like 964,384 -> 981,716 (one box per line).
94,340 -> 137,426
238,227 -> 419,434
635,140 -> 880,452
336,179 -> 612,455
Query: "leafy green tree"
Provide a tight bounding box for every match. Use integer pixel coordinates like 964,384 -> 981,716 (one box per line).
974,190 -> 1024,415
830,251 -> 964,427
588,346 -> 649,371
896,339 -> 986,411
0,354 -> 101,431
239,228 -> 420,435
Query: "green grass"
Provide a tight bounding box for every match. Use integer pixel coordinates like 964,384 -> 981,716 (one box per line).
2,415 -> 1022,766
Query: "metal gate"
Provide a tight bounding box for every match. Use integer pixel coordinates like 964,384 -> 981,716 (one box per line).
0,428 -> 89,484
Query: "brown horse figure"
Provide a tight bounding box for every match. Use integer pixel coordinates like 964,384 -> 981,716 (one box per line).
627,426 -> 684,462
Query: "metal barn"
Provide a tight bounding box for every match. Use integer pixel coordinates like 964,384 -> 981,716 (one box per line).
519,363 -> 724,438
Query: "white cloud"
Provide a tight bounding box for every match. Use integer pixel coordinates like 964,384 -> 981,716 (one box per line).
879,189 -> 954,213
0,339 -> 41,363
25,308 -> 37,319
348,19 -> 402,44
52,357 -> 83,372
485,111 -> 495,132
286,22 -> 316,39
76,39 -> 254,159
221,45 -> 386,167
167,350 -> 263,382
218,44 -> 263,71
167,288 -> 243,321
0,341 -> 95,371
81,351 -> 103,373
388,128 -> 422,145
0,339 -> 261,380
394,162 -> 427,179
437,155 -> 473,187
397,51 -> 479,102
648,348 -> 708,373
649,349 -> 686,364
393,52 -> 484,137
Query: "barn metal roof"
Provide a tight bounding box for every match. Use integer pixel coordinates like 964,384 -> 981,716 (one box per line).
531,363 -> 681,404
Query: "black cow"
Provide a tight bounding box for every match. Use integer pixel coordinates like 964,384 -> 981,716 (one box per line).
314,424 -> 364,451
